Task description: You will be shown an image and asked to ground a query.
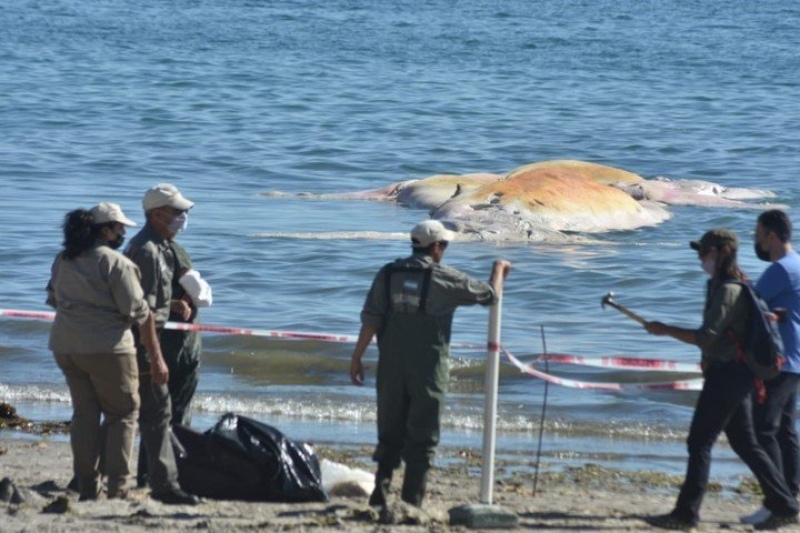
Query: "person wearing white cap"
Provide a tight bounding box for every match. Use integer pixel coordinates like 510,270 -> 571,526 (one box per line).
124,183 -> 199,505
136,184 -> 211,424
47,203 -> 164,501
349,219 -> 511,513
159,238 -> 212,427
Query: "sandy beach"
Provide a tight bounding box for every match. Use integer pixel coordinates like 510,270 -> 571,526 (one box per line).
0,433 -> 773,533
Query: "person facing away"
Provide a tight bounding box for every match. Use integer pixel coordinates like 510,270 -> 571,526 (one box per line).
160,239 -> 212,427
349,219 -> 511,511
740,210 -> 800,525
124,183 -> 199,505
643,228 -> 799,531
46,203 -> 162,501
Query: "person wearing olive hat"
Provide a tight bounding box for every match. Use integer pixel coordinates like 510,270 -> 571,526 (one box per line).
124,184 -> 199,505
643,228 -> 799,530
350,220 -> 511,513
47,203 -> 162,501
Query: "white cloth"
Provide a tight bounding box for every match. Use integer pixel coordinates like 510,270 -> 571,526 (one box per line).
178,269 -> 213,307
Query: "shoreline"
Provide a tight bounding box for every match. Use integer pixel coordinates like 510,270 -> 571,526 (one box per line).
0,432 -> 765,532
0,400 -> 757,485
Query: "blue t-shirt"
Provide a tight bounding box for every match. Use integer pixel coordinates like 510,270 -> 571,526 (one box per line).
756,250 -> 800,374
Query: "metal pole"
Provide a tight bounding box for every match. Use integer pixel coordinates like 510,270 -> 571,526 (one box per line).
533,325 -> 549,495
480,292 -> 503,504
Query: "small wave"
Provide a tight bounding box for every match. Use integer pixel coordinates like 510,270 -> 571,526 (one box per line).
188,391 -> 688,442
0,383 -> 71,404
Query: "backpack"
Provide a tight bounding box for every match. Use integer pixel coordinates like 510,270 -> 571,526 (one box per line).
729,281 -> 785,380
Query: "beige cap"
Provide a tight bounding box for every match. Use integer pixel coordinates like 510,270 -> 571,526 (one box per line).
411,220 -> 455,247
90,202 -> 137,227
142,183 -> 194,212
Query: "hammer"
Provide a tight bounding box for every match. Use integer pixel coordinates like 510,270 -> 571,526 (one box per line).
601,292 -> 647,326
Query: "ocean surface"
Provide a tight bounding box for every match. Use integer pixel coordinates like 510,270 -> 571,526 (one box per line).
2,0 -> 799,485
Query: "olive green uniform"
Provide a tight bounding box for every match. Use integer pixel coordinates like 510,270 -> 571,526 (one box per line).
124,224 -> 181,493
160,241 -> 202,427
360,252 -> 496,505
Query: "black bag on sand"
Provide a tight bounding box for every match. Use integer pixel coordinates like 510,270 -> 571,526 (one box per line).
172,412 -> 328,502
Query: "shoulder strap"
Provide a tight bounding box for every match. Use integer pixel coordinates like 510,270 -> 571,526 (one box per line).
383,264 -> 434,314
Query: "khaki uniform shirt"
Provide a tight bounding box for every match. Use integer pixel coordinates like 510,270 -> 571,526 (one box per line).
124,224 -> 175,325
47,244 -> 150,355
360,253 -> 497,329
697,279 -> 751,367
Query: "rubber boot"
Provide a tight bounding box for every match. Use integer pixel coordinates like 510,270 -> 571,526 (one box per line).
400,467 -> 428,507
368,466 -> 393,507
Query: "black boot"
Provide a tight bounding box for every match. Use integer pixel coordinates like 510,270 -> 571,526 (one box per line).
400,467 -> 428,507
368,466 -> 393,507
136,443 -> 149,488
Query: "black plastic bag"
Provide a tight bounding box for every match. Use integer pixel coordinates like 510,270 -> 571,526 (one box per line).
172,412 -> 328,502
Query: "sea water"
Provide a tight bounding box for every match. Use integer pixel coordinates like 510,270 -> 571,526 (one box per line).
1,0 -> 799,484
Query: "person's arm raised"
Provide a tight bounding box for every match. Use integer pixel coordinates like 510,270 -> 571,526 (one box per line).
489,259 -> 512,296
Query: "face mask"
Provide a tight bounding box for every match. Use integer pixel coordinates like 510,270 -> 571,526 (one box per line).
701,257 -> 716,275
168,212 -> 188,234
108,234 -> 125,250
754,242 -> 771,262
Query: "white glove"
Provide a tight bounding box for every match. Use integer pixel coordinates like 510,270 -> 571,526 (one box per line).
179,269 -> 213,307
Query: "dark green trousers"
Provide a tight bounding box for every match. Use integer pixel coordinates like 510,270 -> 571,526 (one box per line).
372,313 -> 449,505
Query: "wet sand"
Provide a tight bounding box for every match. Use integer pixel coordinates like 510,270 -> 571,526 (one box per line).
0,435 -> 767,533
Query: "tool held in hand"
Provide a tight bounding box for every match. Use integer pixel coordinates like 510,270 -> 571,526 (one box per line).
601,292 -> 647,326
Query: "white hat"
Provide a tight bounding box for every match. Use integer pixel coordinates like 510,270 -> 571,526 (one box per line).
142,183 -> 194,211
90,202 -> 137,227
410,220 -> 455,247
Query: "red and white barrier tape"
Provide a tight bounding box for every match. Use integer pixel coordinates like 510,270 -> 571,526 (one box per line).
504,349 -> 703,392
1,308 -> 704,391
163,321 -> 358,343
0,308 -> 360,344
0,309 -> 55,321
0,308 -> 481,348
532,352 -> 702,374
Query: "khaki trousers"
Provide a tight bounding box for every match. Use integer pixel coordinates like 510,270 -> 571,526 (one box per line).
55,352 -> 140,497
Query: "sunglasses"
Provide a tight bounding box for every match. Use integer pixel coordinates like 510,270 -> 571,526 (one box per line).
161,207 -> 189,216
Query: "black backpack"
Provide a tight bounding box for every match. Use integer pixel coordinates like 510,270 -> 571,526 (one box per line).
729,281 -> 785,380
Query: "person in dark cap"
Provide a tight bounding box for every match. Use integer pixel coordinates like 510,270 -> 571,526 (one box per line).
349,219 -> 511,513
124,184 -> 199,505
642,228 -> 799,530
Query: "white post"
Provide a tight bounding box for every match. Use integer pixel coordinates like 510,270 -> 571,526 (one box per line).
480,292 -> 502,504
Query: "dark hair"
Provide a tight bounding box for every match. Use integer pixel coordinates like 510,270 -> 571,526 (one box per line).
758,209 -> 792,243
61,209 -> 106,259
716,245 -> 746,282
